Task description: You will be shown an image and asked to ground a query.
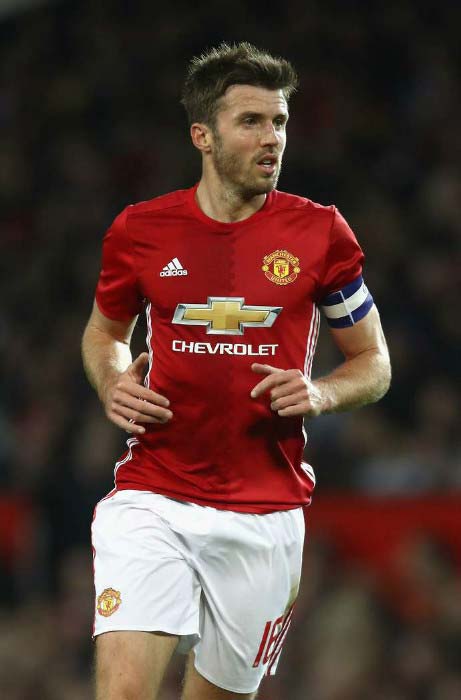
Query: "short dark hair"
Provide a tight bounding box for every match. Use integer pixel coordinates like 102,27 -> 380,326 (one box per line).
181,42 -> 299,126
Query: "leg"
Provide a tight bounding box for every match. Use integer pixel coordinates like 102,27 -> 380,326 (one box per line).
190,507 -> 305,694
92,492 -> 202,698
182,653 -> 258,700
95,630 -> 178,700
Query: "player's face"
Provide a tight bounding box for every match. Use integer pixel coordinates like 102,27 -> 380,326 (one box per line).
210,85 -> 288,198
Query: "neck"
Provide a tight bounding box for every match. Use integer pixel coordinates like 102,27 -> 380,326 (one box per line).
195,176 -> 267,223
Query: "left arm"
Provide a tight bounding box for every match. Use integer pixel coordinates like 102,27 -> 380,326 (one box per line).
250,305 -> 391,417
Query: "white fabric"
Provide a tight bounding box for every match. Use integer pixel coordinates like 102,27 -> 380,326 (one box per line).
92,490 -> 305,693
321,281 -> 369,319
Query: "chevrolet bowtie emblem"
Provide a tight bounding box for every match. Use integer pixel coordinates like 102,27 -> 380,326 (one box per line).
172,297 -> 282,335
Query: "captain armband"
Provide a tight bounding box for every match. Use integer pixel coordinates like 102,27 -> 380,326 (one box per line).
320,275 -> 374,328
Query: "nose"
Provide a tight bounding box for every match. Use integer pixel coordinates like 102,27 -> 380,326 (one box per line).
260,122 -> 279,147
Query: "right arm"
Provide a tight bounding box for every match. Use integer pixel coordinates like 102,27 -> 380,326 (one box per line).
82,302 -> 172,434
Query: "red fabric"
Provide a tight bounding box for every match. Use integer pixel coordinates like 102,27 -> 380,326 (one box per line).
94,185 -> 365,513
308,494 -> 461,570
0,496 -> 34,567
95,207 -> 143,321
317,208 -> 364,301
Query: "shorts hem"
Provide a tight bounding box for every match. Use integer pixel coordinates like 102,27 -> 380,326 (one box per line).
92,625 -> 198,640
194,660 -> 259,695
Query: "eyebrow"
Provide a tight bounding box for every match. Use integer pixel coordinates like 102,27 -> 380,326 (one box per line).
237,111 -> 289,121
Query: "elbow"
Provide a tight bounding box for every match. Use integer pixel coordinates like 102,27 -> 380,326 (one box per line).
374,353 -> 392,403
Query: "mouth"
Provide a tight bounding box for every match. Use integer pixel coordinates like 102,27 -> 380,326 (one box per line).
256,154 -> 278,176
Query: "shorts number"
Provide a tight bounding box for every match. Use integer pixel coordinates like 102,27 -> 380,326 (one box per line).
252,605 -> 295,672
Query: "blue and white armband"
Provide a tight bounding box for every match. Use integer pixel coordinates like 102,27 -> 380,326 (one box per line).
320,275 -> 374,328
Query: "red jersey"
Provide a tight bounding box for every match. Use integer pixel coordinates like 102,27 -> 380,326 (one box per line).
95,184 -> 372,513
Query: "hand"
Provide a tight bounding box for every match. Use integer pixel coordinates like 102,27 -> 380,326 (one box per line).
103,353 -> 172,434
250,363 -> 325,418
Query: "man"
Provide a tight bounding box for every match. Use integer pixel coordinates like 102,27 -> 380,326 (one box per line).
82,42 -> 391,700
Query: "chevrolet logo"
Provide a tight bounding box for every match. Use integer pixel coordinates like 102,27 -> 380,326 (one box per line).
172,297 -> 282,335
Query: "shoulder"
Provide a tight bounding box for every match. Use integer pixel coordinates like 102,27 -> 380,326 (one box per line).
126,188 -> 191,218
273,191 -> 357,243
273,190 -> 336,221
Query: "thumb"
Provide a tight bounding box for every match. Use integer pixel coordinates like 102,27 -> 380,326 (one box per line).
251,363 -> 282,375
129,352 -> 150,378
131,352 -> 149,369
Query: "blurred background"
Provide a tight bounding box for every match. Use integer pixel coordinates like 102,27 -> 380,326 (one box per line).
1,0 -> 460,697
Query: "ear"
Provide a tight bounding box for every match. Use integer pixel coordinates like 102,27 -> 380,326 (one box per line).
190,122 -> 213,153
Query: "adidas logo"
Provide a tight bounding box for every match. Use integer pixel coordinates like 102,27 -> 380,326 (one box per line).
160,257 -> 188,277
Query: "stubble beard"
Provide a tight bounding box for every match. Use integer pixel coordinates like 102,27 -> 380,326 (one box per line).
211,132 -> 281,201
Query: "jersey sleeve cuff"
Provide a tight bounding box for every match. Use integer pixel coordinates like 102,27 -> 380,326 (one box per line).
94,294 -> 140,322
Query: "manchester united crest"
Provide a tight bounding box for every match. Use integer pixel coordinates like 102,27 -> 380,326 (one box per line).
262,250 -> 300,285
97,588 -> 121,617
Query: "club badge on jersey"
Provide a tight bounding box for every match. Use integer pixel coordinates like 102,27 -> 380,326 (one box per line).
262,249 -> 300,286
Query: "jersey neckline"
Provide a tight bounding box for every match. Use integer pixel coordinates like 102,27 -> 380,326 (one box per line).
186,182 -> 276,232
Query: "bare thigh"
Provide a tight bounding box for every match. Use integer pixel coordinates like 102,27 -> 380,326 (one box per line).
181,653 -> 258,700
95,630 -> 179,700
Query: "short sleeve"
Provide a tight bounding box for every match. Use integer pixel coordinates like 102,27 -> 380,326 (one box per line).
95,207 -> 144,321
319,208 -> 364,296
318,209 -> 373,328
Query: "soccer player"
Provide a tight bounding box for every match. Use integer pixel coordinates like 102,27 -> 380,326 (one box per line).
82,42 -> 391,700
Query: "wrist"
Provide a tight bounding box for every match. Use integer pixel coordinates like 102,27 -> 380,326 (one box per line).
311,379 -> 335,414
98,368 -> 122,405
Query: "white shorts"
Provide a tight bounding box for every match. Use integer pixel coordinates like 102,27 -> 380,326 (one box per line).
92,490 -> 305,694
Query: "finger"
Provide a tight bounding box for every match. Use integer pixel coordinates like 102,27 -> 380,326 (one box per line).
271,390 -> 307,412
277,403 -> 310,417
251,363 -> 282,375
270,379 -> 304,402
118,382 -> 170,407
251,372 -> 288,399
116,393 -> 172,419
113,401 -> 173,424
108,412 -> 146,434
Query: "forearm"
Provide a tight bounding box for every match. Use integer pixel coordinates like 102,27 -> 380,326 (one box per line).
313,348 -> 391,414
82,325 -> 132,402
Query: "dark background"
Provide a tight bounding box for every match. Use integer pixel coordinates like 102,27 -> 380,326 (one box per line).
1,1 -> 460,697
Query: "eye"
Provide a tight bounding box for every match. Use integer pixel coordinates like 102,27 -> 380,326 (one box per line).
243,116 -> 257,126
274,117 -> 286,128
